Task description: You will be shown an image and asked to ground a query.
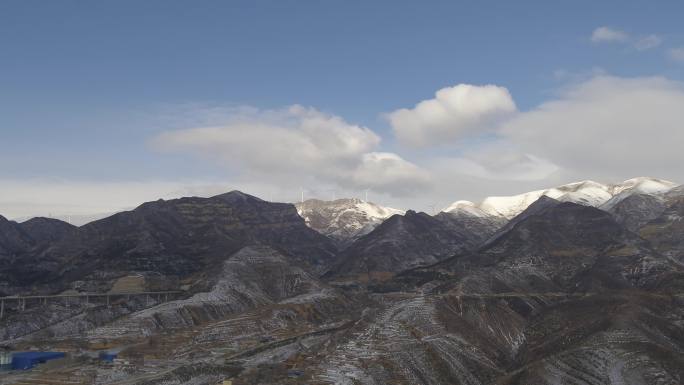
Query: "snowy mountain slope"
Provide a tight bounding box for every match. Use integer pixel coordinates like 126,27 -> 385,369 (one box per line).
600,177 -> 676,211
295,198 -> 404,245
442,200 -> 494,218
444,177 -> 676,219
612,177 -> 677,195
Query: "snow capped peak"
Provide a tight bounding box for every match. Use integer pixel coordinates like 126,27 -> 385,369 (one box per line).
474,180 -> 612,218
477,190 -> 547,218
600,177 -> 677,211
612,177 -> 677,195
448,200 -> 477,207
443,200 -> 493,218
351,200 -> 404,221
295,198 -> 404,244
444,177 -> 677,219
297,198 -> 403,221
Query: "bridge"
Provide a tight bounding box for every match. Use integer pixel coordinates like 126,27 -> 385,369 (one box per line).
0,291 -> 183,319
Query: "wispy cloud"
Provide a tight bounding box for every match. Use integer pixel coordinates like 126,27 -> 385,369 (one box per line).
668,47 -> 684,63
590,26 -> 662,51
499,76 -> 684,179
591,26 -> 628,43
634,34 -> 663,51
153,105 -> 430,196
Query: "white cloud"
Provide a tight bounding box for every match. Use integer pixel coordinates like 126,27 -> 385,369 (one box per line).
386,84 -> 517,146
590,27 -> 663,51
6,77 -> 683,220
499,76 -> 684,180
343,152 -> 431,195
668,47 -> 684,63
432,144 -> 559,182
591,26 -> 628,43
155,105 -> 380,171
153,105 -> 429,196
384,75 -> 684,202
634,34 -> 662,50
381,75 -> 684,210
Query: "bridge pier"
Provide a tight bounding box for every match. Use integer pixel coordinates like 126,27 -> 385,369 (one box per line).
457,295 -> 463,316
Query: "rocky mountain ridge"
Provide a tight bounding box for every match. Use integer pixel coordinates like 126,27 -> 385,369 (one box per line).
1,179 -> 683,385
295,198 -> 403,246
0,191 -> 336,295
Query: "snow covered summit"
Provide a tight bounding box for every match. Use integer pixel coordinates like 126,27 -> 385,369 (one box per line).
444,177 -> 677,219
295,198 -> 404,245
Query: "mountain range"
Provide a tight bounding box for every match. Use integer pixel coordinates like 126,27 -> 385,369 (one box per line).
0,177 -> 682,385
443,177 -> 676,219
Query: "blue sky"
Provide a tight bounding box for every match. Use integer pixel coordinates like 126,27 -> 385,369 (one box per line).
2,0 -> 684,219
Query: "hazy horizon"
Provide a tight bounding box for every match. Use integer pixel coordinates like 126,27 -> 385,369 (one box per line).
4,175 -> 679,226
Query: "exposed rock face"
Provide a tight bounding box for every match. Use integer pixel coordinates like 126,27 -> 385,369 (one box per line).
1,191 -> 337,294
638,189 -> 684,264
604,193 -> 667,232
295,198 -> 403,246
328,210 -> 492,280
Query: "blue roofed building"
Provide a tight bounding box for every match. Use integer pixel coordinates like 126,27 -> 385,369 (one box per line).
11,352 -> 66,370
